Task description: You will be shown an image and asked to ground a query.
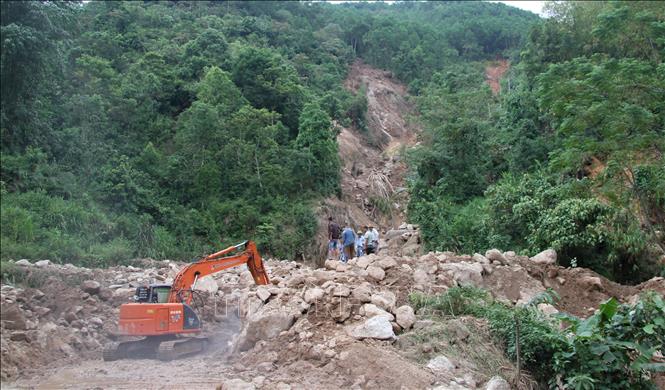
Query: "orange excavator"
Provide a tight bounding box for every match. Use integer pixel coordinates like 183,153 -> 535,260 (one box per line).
103,240 -> 269,361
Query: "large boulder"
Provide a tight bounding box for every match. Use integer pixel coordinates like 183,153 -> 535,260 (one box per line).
472,253 -> 490,265
313,270 -> 334,284
413,268 -> 430,287
352,285 -> 372,303
34,260 -> 52,267
332,285 -> 351,297
237,301 -> 296,351
304,287 -> 325,303
360,303 -> 394,321
426,355 -> 455,375
439,262 -> 483,287
377,257 -> 397,270
401,243 -> 420,257
384,229 -> 409,241
350,316 -> 395,340
193,275 -> 219,294
356,256 -> 374,270
256,287 -> 271,302
580,275 -> 603,290
81,280 -> 101,295
324,260 -> 338,270
530,249 -> 557,265
15,259 -> 32,266
370,291 -> 396,312
366,266 -> 385,281
485,376 -> 510,390
537,303 -> 559,316
1,304 -> 27,330
395,305 -> 416,330
485,249 -> 507,265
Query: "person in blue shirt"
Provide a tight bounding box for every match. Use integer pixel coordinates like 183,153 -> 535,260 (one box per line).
340,222 -> 356,263
355,231 -> 365,258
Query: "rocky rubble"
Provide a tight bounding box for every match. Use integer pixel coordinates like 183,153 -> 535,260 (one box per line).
2,244 -> 663,388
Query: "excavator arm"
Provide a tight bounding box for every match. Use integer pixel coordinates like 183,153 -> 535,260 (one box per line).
168,240 -> 269,305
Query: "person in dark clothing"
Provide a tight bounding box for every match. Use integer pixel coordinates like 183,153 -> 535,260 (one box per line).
327,217 -> 341,260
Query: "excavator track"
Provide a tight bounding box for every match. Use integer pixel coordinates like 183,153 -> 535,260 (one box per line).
102,336 -> 174,361
156,337 -> 208,361
102,342 -> 125,361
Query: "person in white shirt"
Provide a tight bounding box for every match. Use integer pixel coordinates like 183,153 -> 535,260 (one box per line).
364,225 -> 379,254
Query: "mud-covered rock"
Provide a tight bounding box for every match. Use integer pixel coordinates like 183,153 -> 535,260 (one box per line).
395,305 -> 415,330
360,303 -> 394,321
413,269 -> 430,288
324,260 -> 338,270
440,262 -> 483,287
370,291 -> 396,312
580,275 -> 602,290
256,286 -> 271,302
304,287 -> 325,303
237,301 -> 296,351
472,253 -> 490,265
485,249 -> 507,265
537,303 -> 558,316
485,376 -> 510,390
427,355 -> 455,375
377,257 -> 397,270
81,280 -> 101,295
2,304 -> 27,330
332,285 -> 351,297
367,266 -> 385,281
193,275 -> 219,293
356,256 -> 374,269
352,284 -> 372,303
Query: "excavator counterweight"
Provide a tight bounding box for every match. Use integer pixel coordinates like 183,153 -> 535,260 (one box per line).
103,241 -> 269,361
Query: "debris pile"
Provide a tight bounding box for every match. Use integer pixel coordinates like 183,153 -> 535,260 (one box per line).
2,246 -> 663,388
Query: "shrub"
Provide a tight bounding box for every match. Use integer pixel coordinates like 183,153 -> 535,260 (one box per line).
410,287 -> 665,388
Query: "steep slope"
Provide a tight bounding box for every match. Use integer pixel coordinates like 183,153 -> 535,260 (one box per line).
313,61 -> 420,263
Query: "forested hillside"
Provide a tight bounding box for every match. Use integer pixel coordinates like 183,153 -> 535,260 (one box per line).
406,2 -> 665,283
1,1 -> 536,264
2,1 -> 663,283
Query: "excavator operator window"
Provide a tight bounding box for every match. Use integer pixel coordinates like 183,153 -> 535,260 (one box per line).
134,285 -> 172,303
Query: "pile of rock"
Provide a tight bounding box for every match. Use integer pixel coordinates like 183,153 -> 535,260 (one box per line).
382,224 -> 422,257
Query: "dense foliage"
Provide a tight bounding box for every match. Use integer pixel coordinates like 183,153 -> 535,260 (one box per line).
410,287 -> 665,388
1,1 -> 536,264
408,2 -> 665,283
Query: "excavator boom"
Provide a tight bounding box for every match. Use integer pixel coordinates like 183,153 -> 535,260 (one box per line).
169,240 -> 269,305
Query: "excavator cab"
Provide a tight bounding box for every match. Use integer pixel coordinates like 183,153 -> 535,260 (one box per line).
134,284 -> 171,303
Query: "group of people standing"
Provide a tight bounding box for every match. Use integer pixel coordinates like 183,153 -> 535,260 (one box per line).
327,217 -> 380,262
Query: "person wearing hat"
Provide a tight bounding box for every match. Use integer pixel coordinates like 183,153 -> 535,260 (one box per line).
355,229 -> 366,258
